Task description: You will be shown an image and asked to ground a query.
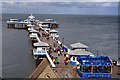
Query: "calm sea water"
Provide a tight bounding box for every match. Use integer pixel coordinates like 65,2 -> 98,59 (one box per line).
2,14 -> 118,78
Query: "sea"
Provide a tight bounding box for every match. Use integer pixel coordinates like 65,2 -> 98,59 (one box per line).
2,14 -> 118,78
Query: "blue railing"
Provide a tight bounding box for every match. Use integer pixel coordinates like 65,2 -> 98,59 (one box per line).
76,69 -> 112,78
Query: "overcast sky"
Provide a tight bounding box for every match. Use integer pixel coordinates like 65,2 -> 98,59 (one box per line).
1,1 -> 119,15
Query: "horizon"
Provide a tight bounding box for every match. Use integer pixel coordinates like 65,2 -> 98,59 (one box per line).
2,13 -> 118,16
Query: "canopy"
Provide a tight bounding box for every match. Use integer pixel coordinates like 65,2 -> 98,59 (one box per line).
70,42 -> 88,49
49,29 -> 58,33
29,29 -> 39,33
29,33 -> 38,38
67,49 -> 92,56
33,41 -> 49,47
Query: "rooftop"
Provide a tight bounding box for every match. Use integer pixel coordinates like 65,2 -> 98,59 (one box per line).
29,33 -> 38,38
70,42 -> 88,49
67,49 -> 93,56
77,55 -> 112,66
49,29 -> 58,33
33,42 -> 49,47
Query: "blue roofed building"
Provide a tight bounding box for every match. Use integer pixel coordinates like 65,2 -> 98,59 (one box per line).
76,55 -> 112,78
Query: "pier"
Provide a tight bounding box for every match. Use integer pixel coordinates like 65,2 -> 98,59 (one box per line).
6,14 -> 120,79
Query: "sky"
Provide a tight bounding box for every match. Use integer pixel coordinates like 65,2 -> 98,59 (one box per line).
1,0 -> 119,15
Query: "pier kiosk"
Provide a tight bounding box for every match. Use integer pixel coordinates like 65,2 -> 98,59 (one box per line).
68,42 -> 91,66
76,55 -> 112,78
33,42 -> 49,59
39,19 -> 59,29
40,24 -> 50,32
67,49 -> 93,66
33,47 -> 48,59
49,29 -> 59,39
27,24 -> 34,31
29,33 -> 39,43
33,42 -> 55,67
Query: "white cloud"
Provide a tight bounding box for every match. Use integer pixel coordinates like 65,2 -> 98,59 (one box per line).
1,0 -> 120,2
1,2 -> 118,15
94,2 -> 118,7
102,3 -> 111,7
9,1 -> 15,6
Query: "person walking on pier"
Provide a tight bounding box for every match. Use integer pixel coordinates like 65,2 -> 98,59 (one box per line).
55,57 -> 59,65
58,51 -> 60,56
52,57 -> 55,64
64,54 -> 70,66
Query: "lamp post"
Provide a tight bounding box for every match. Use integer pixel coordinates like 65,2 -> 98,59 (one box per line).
62,38 -> 64,44
97,50 -> 98,56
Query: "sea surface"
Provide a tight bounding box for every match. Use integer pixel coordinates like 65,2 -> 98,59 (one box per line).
2,14 -> 118,78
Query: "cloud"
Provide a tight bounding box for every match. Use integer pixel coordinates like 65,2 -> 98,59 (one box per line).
1,0 -> 120,2
47,2 -> 118,8
1,2 -> 118,15
102,3 -> 111,7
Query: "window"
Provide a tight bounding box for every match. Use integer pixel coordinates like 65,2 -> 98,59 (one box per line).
82,66 -> 91,73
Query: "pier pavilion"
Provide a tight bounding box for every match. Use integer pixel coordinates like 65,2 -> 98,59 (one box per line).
76,55 -> 112,78
67,49 -> 93,66
7,19 -> 27,28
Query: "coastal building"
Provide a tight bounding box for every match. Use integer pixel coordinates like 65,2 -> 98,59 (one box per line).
39,19 -> 59,28
40,24 -> 50,32
76,55 -> 112,78
24,14 -> 38,24
6,19 -> 27,28
29,33 -> 39,42
33,47 -> 48,59
67,42 -> 92,66
27,24 -> 34,31
49,29 -> 59,39
32,41 -> 55,67
67,49 -> 94,66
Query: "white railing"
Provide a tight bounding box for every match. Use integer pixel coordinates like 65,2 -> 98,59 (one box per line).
46,53 -> 56,67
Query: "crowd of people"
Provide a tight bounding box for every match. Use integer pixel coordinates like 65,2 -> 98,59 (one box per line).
44,34 -> 70,66
47,45 -> 71,66
51,56 -> 59,65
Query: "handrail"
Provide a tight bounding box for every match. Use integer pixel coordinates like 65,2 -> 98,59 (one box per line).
46,53 -> 56,67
